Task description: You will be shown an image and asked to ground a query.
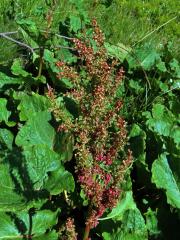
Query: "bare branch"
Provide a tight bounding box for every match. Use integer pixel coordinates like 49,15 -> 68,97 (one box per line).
55,33 -> 74,41
33,45 -> 76,51
0,31 -> 76,53
0,31 -> 18,35
40,30 -> 74,40
133,16 -> 177,46
0,32 -> 34,53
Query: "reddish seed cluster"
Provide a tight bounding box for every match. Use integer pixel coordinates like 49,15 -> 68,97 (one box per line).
92,18 -> 105,46
51,19 -> 133,234
95,153 -> 112,166
61,217 -> 77,240
73,38 -> 94,59
56,61 -> 78,84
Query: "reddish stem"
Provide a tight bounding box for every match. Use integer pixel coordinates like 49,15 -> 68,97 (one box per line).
83,223 -> 91,240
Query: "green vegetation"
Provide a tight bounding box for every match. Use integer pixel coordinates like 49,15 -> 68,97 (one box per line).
0,0 -> 179,239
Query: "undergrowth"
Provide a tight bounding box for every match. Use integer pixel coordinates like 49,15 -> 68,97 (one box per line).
0,0 -> 179,239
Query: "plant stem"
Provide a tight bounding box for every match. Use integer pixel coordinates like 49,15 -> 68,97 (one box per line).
133,16 -> 177,46
83,223 -> 91,240
37,48 -> 44,78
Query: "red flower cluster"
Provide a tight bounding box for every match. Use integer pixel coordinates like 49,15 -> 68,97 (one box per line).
60,217 -> 77,240
50,19 -> 133,238
56,61 -> 78,84
95,153 -> 112,165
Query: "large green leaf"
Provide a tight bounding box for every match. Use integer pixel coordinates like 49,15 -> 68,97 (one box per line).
15,112 -> 55,148
44,166 -> 75,195
0,147 -> 47,211
0,163 -> 31,211
140,50 -> 160,70
20,210 -> 59,235
23,145 -> 61,190
144,104 -> 179,145
114,209 -> 148,240
127,45 -> 160,70
102,208 -> 148,240
105,42 -> 132,62
0,210 -> 59,239
0,128 -> 14,150
0,212 -> 20,239
0,72 -> 23,89
0,143 -> 62,211
14,92 -> 51,121
11,58 -> 29,77
152,153 -> 180,208
0,98 -> 11,124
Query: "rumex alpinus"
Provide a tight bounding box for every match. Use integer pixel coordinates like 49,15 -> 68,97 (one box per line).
47,19 -> 132,240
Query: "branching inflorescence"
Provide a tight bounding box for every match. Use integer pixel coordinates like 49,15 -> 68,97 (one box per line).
47,19 -> 133,239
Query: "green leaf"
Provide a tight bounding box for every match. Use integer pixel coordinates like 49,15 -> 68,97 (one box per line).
28,210 -> 59,235
0,128 -> 14,150
102,208 -> 148,240
141,50 -> 160,70
129,124 -> 147,167
44,167 -> 75,195
145,208 -> 161,237
171,126 -> 180,145
129,80 -> 143,94
44,50 -> 73,88
59,77 -> 74,88
129,124 -> 142,138
105,42 -> 131,62
33,231 -> 58,240
23,145 -> 61,190
56,48 -> 77,64
14,92 -> 51,121
114,209 -> 148,240
53,132 -> 74,162
158,81 -> 169,92
169,58 -> 180,78
70,15 -> 82,32
99,191 -> 136,221
0,72 -> 23,89
0,148 -> 46,211
15,112 -> 55,148
11,58 -> 29,77
80,189 -> 89,206
19,27 -> 39,57
0,163 -> 30,211
126,45 -> 160,70
43,49 -> 59,74
0,212 -> 20,239
145,103 -> 175,137
0,98 -> 11,124
43,49 -> 56,64
156,60 -> 167,72
17,19 -> 39,39
152,153 -> 180,208
0,210 -> 59,239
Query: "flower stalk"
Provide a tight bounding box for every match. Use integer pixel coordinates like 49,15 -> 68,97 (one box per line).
49,19 -> 133,239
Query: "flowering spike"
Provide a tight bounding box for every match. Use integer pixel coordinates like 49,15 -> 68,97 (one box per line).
49,19 -> 133,238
